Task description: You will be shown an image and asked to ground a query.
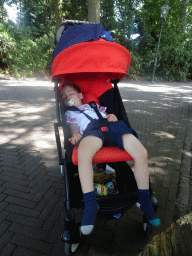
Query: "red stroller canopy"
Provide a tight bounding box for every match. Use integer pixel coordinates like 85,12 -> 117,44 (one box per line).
51,38 -> 131,81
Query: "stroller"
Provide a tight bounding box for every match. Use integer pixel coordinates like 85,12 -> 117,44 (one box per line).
51,20 -> 158,255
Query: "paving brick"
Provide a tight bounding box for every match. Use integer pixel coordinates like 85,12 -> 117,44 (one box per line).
1,161 -> 21,169
47,170 -> 61,178
12,247 -> 47,256
0,211 -> 10,224
0,193 -> 7,202
3,188 -> 34,201
23,163 -> 46,176
32,187 -> 57,204
25,169 -> 40,182
32,193 -> 44,203
27,172 -> 50,187
0,150 -> 19,157
5,204 -> 40,218
21,156 -> 44,168
1,158 -> 21,164
1,175 -> 29,186
0,220 -> 12,236
168,182 -> 178,202
39,194 -> 61,221
170,169 -> 180,184
45,218 -> 63,244
35,190 -> 57,212
10,234 -> 52,254
19,153 -> 35,164
42,196 -> 64,232
56,188 -> 65,196
5,196 -> 37,208
8,223 -> 48,240
30,181 -> 53,195
1,166 -> 25,174
2,181 -> 31,193
0,186 -> 6,193
49,238 -> 66,256
6,212 -> 44,229
48,176 -> 63,183
164,200 -> 175,228
0,179 -> 5,185
0,202 -> 9,212
52,182 -> 65,190
0,242 -> 16,256
0,170 -> 28,179
0,231 -> 14,251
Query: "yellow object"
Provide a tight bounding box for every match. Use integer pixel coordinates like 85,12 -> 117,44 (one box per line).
95,184 -> 108,196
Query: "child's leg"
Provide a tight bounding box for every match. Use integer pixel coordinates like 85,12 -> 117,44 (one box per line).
78,135 -> 103,235
122,134 -> 148,190
122,134 -> 160,226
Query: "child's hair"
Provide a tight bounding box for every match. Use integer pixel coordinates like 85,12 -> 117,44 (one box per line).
61,83 -> 81,93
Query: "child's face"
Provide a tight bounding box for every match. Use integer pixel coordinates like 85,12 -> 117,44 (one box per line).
61,85 -> 83,107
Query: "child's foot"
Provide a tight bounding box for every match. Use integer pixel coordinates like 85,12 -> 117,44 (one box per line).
81,191 -> 99,235
138,189 -> 160,226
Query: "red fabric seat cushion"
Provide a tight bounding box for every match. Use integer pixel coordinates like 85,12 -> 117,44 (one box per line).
72,146 -> 133,165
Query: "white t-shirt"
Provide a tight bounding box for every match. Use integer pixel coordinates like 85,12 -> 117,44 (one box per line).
65,103 -> 107,133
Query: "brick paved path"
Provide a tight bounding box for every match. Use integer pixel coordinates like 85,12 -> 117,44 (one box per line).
0,78 -> 192,255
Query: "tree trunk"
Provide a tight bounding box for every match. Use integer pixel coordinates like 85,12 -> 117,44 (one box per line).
180,0 -> 188,24
139,212 -> 192,255
55,0 -> 63,29
87,0 -> 100,23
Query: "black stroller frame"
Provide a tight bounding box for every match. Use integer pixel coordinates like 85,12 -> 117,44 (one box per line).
52,20 -> 158,255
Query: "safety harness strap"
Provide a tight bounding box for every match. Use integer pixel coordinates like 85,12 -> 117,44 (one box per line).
67,102 -> 110,145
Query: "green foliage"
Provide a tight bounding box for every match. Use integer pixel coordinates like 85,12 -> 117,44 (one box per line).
10,35 -> 54,78
0,21 -> 54,77
156,27 -> 192,81
128,50 -> 143,79
63,0 -> 88,21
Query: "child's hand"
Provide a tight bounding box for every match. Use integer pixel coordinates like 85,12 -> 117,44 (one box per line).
69,134 -> 82,145
107,114 -> 118,122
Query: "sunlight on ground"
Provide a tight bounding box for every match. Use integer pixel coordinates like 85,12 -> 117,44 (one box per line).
134,109 -> 154,115
119,82 -> 192,99
2,80 -> 53,87
0,97 -> 57,162
34,140 -> 55,149
122,99 -> 148,103
183,150 -> 192,157
152,131 -> 176,139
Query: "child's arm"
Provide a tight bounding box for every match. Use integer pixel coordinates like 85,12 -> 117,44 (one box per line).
69,123 -> 82,145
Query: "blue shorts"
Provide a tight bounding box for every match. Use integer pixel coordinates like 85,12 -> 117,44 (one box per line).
79,120 -> 138,150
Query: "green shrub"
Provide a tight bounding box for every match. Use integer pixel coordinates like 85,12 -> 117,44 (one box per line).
155,30 -> 192,81
0,22 -> 54,77
10,35 -> 54,77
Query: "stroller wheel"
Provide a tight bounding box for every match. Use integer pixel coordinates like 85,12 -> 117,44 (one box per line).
143,221 -> 153,236
64,242 -> 80,256
62,223 -> 81,255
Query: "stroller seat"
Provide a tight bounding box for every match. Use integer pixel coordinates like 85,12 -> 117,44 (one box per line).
72,146 -> 133,165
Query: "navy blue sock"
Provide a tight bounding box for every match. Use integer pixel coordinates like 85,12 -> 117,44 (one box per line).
81,191 -> 99,235
138,189 -> 160,226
